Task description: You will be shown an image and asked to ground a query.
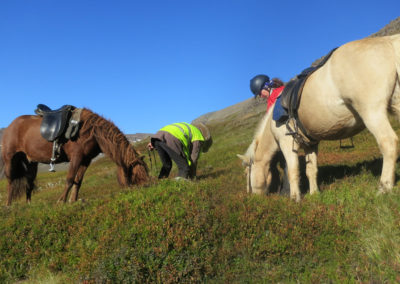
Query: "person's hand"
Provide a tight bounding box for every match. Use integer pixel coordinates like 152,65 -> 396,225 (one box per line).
147,142 -> 154,151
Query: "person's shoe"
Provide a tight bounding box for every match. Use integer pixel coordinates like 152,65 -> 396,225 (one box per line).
174,177 -> 189,181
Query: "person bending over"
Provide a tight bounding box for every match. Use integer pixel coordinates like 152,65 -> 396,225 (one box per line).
148,122 -> 212,180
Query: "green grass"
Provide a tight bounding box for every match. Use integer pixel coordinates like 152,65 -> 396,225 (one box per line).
2,111 -> 400,283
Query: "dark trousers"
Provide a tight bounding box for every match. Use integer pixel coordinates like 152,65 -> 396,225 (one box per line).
153,140 -> 190,179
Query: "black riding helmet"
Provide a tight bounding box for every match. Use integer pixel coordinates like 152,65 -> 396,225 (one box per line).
250,74 -> 270,96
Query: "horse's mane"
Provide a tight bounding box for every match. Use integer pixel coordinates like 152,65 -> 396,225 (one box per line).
80,109 -> 140,167
245,107 -> 274,160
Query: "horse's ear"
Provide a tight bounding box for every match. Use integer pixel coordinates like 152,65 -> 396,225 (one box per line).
237,154 -> 250,166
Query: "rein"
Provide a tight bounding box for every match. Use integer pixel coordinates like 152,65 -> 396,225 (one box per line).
248,158 -> 254,193
147,149 -> 158,174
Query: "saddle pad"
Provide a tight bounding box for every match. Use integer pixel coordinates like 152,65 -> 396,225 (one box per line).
65,108 -> 83,140
273,96 -> 289,122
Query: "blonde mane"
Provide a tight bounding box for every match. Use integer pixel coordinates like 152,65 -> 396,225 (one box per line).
244,107 -> 274,160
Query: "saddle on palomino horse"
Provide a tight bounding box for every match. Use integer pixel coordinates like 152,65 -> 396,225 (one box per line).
35,104 -> 82,171
275,47 -> 338,146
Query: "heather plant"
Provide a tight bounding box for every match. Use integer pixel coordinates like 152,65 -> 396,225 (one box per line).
1,110 -> 400,283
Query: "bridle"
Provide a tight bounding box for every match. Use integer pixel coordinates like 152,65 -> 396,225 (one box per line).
247,158 -> 254,193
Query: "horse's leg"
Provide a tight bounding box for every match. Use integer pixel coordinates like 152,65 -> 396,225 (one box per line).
25,162 -> 38,204
279,138 -> 301,202
361,111 -> 398,192
69,164 -> 90,202
57,158 -> 82,203
304,144 -> 319,195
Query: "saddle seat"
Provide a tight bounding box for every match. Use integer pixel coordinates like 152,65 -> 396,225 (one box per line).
35,104 -> 75,142
280,69 -> 311,113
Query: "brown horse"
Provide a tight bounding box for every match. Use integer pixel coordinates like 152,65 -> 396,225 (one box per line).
1,108 -> 149,206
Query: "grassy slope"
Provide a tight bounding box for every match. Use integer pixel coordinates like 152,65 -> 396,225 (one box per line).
1,109 -> 400,283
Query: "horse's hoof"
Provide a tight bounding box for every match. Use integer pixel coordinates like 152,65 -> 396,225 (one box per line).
378,182 -> 393,194
290,194 -> 301,202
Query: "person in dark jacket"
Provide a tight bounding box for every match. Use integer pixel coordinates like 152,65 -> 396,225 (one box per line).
147,122 -> 212,180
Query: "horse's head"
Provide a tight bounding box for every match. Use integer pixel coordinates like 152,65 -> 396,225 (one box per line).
237,153 -> 270,195
237,111 -> 282,195
130,156 -> 149,185
117,156 -> 149,187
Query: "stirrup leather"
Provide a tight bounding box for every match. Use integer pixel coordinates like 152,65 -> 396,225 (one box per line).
49,139 -> 61,172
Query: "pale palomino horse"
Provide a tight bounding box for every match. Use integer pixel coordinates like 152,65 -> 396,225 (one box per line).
239,34 -> 400,201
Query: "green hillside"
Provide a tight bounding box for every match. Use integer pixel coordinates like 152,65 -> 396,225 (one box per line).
1,17 -> 400,283
2,105 -> 400,283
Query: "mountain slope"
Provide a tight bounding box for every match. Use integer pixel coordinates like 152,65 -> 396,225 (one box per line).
2,16 -> 400,283
192,97 -> 265,124
371,16 -> 400,37
313,16 -> 400,66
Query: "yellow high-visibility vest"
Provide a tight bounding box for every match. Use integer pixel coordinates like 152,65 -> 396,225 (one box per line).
160,122 -> 204,165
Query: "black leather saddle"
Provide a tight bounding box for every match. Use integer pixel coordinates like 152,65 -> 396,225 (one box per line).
35,104 -> 75,142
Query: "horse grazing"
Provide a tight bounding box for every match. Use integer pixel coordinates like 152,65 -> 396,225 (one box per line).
238,34 -> 400,201
1,108 -> 149,206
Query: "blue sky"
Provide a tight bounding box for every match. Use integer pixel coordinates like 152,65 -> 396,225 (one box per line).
1,1 -> 399,134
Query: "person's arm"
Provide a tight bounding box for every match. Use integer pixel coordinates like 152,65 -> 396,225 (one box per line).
148,131 -> 165,150
190,141 -> 202,163
189,141 -> 202,178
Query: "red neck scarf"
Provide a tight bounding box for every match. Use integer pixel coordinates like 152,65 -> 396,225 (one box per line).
267,86 -> 285,112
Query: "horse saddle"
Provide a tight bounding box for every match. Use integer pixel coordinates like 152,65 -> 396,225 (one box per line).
35,104 -> 75,142
279,73 -> 307,115
275,48 -> 338,145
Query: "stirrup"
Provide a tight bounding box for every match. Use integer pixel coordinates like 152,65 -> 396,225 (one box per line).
285,118 -> 298,136
49,160 -> 56,172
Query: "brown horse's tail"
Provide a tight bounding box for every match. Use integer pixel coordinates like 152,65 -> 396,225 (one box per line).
7,152 -> 37,203
10,177 -> 29,202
